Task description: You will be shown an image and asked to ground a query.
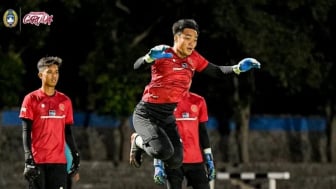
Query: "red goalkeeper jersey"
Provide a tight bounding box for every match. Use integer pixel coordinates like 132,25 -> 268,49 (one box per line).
19,89 -> 74,164
142,48 -> 208,103
174,92 -> 208,163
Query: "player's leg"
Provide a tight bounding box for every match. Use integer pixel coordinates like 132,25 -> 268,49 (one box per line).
67,174 -> 72,189
28,164 -> 45,189
184,164 -> 210,189
130,132 -> 144,168
131,102 -> 177,164
166,167 -> 184,189
46,164 -> 67,189
161,120 -> 183,169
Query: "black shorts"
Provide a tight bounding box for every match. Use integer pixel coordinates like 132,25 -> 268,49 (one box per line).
29,163 -> 67,189
132,101 -> 183,168
166,163 -> 210,189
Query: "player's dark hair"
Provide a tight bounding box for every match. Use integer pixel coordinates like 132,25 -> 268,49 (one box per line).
172,19 -> 199,35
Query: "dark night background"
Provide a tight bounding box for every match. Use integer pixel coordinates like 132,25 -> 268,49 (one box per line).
1,2 -> 336,189
1,0 -> 335,119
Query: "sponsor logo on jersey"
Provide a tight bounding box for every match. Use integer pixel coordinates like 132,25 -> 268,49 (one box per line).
49,110 -> 56,116
182,112 -> 190,118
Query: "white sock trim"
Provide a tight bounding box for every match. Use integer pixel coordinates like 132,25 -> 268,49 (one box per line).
135,135 -> 144,149
203,148 -> 212,154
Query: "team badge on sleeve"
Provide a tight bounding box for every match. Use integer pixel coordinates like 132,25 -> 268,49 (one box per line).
20,107 -> 27,112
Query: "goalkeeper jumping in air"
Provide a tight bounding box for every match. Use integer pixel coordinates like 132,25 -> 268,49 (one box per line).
130,19 -> 261,177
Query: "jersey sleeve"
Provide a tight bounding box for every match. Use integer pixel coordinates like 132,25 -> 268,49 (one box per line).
193,51 -> 209,72
198,96 -> 208,123
19,94 -> 34,120
65,98 -> 74,125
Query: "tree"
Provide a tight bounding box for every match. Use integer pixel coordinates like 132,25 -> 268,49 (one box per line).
204,0 -> 336,163
0,51 -> 25,109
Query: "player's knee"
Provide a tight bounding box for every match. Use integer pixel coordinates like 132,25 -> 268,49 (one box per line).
164,155 -> 183,169
152,146 -> 174,160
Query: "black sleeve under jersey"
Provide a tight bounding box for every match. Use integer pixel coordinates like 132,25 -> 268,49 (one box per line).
199,122 -> 211,150
201,62 -> 234,78
22,118 -> 33,159
65,125 -> 79,154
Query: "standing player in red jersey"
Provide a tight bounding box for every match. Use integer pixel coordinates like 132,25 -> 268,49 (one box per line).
153,92 -> 215,189
130,19 -> 261,171
20,56 -> 80,189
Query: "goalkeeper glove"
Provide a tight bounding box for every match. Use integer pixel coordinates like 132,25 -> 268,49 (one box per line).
153,158 -> 166,185
232,58 -> 261,74
144,45 -> 173,63
23,153 -> 40,182
69,151 -> 80,176
204,148 -> 216,181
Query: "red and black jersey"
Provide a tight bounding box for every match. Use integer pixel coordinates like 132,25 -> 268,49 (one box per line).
142,48 -> 208,103
174,92 -> 208,163
19,89 -> 74,164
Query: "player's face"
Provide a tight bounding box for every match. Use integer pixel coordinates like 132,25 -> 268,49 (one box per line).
39,64 -> 59,87
173,28 -> 198,58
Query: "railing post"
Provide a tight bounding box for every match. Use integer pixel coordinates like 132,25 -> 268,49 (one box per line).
216,172 -> 290,189
269,178 -> 276,189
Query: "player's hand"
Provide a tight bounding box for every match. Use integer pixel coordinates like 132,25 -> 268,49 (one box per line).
232,58 -> 261,74
69,151 -> 80,176
204,153 -> 216,181
23,157 -> 40,182
72,173 -> 80,183
144,45 -> 173,63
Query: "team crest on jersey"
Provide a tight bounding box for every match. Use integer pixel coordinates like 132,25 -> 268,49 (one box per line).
41,103 -> 45,108
181,63 -> 188,68
49,110 -> 56,116
191,104 -> 198,112
182,112 -> 190,118
59,103 -> 65,111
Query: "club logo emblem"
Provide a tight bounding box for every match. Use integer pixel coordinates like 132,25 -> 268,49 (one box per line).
3,9 -> 18,28
59,103 -> 65,111
191,104 -> 198,112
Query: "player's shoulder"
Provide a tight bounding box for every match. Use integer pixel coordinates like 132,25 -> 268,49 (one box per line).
55,91 -> 71,100
189,92 -> 205,101
190,50 -> 201,58
190,50 -> 208,66
24,89 -> 41,99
